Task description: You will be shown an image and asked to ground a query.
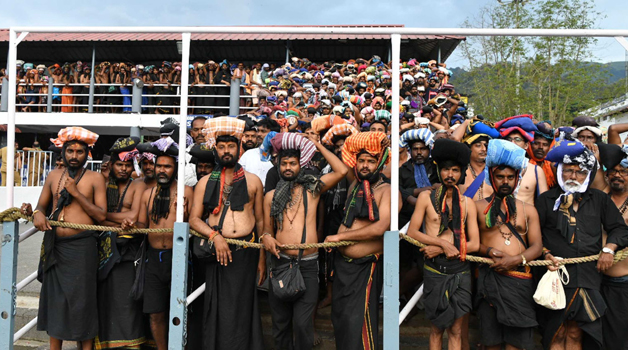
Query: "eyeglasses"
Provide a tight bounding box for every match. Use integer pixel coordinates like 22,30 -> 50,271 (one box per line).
608,168 -> 628,177
504,137 -> 525,143
563,169 -> 589,177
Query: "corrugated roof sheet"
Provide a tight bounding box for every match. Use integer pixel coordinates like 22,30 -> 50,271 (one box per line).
0,25 -> 465,42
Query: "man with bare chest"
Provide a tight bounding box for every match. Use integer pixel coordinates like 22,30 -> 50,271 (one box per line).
26,127 -> 106,350
407,138 -> 480,350
473,139 -> 542,350
260,132 -> 348,350
122,138 -> 194,350
95,136 -> 147,349
188,117 -> 265,350
598,143 -> 628,350
324,131 -> 394,350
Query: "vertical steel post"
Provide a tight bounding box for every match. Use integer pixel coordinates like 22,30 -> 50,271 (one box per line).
285,40 -> 290,64
131,78 -> 143,113
0,221 -> 20,350
383,33 -> 401,350
88,45 -> 96,113
438,44 -> 441,63
229,78 -> 241,116
0,78 -> 7,112
169,32 -> 191,350
46,77 -> 53,113
130,126 -> 140,139
6,29 -> 18,207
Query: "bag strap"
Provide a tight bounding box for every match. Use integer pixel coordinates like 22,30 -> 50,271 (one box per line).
213,192 -> 232,232
498,209 -> 527,249
296,186 -> 308,264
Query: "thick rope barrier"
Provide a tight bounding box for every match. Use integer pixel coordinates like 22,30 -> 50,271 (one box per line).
399,233 -> 628,267
3,206 -> 627,265
0,207 -> 355,250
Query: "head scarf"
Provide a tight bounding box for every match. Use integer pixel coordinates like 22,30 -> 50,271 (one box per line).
321,124 -> 359,147
483,139 -> 526,229
430,138 -> 471,260
400,128 -> 435,189
202,117 -> 249,217
546,138 -> 596,241
341,132 -> 389,227
50,126 -> 99,148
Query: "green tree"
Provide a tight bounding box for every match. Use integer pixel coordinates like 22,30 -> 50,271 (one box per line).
458,0 -> 607,125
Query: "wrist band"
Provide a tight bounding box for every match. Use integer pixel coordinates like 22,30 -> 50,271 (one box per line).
32,210 -> 40,216
521,254 -> 527,266
209,230 -> 220,241
259,232 -> 271,243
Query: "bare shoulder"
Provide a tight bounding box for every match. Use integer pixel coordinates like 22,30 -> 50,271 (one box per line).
244,170 -> 262,186
83,169 -> 105,184
184,185 -> 194,198
474,197 -> 488,212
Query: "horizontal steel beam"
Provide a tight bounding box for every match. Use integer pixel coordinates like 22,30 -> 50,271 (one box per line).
9,27 -> 628,38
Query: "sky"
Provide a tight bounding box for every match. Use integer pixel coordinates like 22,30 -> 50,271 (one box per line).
1,0 -> 626,68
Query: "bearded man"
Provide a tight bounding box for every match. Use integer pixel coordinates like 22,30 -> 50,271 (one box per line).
189,117 -> 265,350
474,139 -> 543,350
536,138 -> 628,350
407,138 -> 480,350
96,136 -> 147,349
324,131 -> 397,350
260,132 -> 348,350
29,127 -> 106,350
122,137 -> 194,350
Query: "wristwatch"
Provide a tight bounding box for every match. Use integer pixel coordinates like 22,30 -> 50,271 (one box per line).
602,247 -> 615,256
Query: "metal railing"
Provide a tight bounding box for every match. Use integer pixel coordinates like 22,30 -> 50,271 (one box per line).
4,80 -> 256,114
3,151 -> 102,187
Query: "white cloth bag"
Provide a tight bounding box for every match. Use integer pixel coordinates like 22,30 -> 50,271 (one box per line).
533,260 -> 570,310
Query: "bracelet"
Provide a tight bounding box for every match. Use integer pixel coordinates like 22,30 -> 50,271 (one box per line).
259,232 -> 271,243
208,230 -> 220,241
32,210 -> 40,216
521,254 -> 527,266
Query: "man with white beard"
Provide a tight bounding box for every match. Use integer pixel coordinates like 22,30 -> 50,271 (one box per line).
535,137 -> 628,350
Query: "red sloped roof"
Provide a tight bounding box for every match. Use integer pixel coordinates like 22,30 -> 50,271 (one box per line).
0,25 -> 465,42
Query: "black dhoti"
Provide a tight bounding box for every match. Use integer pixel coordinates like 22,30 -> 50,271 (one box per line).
331,253 -> 382,350
476,265 -> 537,349
602,275 -> 628,350
37,230 -> 99,341
539,287 -> 606,350
202,236 -> 263,350
268,253 -> 319,350
95,235 -> 145,349
422,255 -> 472,330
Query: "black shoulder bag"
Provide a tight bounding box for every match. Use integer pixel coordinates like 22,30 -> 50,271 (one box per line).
192,196 -> 230,262
269,186 -> 308,302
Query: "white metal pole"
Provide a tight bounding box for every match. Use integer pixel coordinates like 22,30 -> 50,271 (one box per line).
6,29 -> 17,207
399,284 -> 424,325
13,317 -> 37,342
176,32 -> 191,222
390,34 -> 400,232
11,27 -> 628,38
